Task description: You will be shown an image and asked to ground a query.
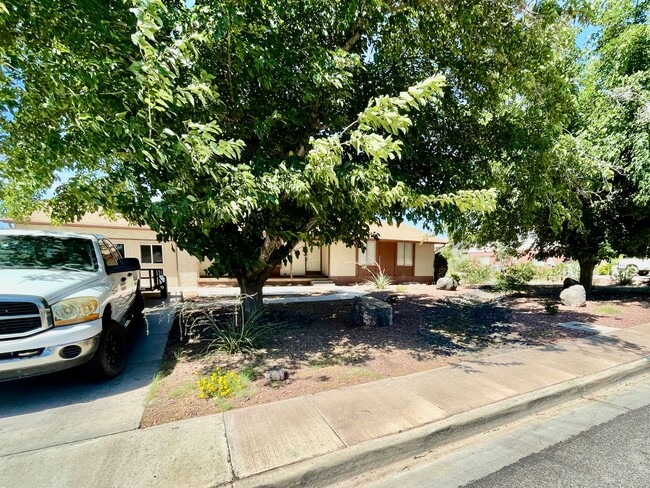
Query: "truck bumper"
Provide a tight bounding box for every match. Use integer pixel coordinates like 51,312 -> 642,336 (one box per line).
0,319 -> 102,381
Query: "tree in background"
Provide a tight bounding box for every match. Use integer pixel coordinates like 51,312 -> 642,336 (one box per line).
468,0 -> 650,297
0,1 -> 578,312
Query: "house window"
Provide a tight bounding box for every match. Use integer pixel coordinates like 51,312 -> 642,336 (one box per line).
113,243 -> 125,258
358,240 -> 377,266
397,243 -> 414,266
140,244 -> 163,264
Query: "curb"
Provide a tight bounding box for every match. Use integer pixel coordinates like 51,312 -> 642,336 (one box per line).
232,357 -> 650,488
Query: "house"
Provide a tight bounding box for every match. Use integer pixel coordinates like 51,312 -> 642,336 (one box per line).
2,213 -> 447,287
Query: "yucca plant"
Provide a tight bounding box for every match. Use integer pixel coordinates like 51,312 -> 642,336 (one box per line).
365,268 -> 393,290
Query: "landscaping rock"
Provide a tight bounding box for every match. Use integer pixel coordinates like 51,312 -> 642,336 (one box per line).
560,285 -> 587,307
436,277 -> 458,291
263,369 -> 288,381
350,297 -> 393,328
563,277 -> 580,289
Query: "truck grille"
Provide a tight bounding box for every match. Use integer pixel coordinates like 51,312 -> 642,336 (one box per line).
0,300 -> 46,338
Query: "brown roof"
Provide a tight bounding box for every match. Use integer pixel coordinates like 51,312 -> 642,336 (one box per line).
368,222 -> 448,244
6,211 -> 149,230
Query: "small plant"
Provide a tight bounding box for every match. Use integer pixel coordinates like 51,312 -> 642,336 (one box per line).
365,268 -> 393,289
614,267 -> 634,286
495,262 -> 535,292
395,284 -> 408,293
544,301 -> 559,315
450,273 -> 462,283
196,367 -> 246,399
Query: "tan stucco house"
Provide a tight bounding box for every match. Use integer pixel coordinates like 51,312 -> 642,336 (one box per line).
2,213 -> 447,288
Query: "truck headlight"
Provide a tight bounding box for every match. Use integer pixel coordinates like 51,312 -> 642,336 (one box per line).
52,297 -> 100,326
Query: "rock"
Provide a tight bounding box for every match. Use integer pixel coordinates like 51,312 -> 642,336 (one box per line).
560,285 -> 587,307
385,294 -> 401,304
563,277 -> 580,289
350,297 -> 393,327
263,368 -> 288,381
436,277 -> 458,291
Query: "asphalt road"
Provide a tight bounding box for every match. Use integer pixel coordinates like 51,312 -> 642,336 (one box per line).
465,402 -> 650,488
0,302 -> 173,457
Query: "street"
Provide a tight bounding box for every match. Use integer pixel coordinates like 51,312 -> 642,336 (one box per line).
466,401 -> 650,487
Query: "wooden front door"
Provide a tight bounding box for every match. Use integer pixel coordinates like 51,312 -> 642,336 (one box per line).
377,241 -> 396,276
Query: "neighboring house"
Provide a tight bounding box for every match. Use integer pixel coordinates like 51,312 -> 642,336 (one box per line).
3,213 -> 447,287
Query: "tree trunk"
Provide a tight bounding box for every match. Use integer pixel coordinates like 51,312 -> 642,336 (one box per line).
578,258 -> 596,300
237,275 -> 265,318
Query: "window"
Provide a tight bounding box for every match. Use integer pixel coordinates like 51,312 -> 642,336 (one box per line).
113,243 -> 125,258
140,244 -> 163,264
358,240 -> 377,266
397,242 -> 413,266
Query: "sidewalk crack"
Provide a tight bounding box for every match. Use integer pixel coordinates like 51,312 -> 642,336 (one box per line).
305,396 -> 349,448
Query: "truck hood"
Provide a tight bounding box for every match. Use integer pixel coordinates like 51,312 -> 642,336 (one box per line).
0,268 -> 100,304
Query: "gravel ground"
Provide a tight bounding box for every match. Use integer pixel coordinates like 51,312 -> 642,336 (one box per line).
140,283 -> 650,428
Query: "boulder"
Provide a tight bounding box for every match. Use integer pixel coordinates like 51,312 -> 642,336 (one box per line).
436,277 -> 458,291
563,277 -> 580,289
560,285 -> 587,307
263,368 -> 288,381
350,297 -> 393,327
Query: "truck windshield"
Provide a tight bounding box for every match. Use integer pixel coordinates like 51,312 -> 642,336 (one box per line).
0,235 -> 98,271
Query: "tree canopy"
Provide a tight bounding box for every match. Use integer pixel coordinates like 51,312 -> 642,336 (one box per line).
468,0 -> 650,295
1,0 -> 583,310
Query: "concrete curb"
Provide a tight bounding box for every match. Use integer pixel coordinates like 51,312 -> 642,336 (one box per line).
232,357 -> 650,488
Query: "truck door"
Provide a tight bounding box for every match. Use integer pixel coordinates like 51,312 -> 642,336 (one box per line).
98,239 -> 129,321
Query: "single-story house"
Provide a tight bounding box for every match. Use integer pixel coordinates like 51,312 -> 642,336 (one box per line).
2,213 -> 447,287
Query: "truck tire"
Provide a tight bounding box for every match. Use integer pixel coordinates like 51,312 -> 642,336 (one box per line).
90,320 -> 127,379
639,270 -> 648,276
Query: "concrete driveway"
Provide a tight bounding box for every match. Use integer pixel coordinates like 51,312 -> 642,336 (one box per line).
0,302 -> 173,457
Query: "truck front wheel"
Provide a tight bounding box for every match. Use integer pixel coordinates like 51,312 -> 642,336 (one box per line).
90,320 -> 127,379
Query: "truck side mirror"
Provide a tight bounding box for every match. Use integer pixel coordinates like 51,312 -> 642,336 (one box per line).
107,258 -> 141,274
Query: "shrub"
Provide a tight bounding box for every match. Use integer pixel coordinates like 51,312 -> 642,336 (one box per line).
365,268 -> 393,289
395,284 -> 407,293
495,262 -> 536,291
614,267 -> 634,286
448,256 -> 493,284
595,260 -> 614,276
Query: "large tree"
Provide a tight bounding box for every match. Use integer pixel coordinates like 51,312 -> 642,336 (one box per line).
467,0 -> 650,297
1,0 -> 576,312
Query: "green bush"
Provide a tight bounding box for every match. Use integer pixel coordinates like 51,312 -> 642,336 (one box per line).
495,262 -> 536,291
595,260 -> 614,275
614,267 -> 634,286
448,256 -> 493,284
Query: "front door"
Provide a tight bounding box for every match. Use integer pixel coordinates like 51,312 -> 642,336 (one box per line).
377,241 -> 396,276
305,246 -> 321,274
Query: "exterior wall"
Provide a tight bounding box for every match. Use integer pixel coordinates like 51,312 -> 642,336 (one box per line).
414,243 -> 435,277
280,250 -> 306,276
328,242 -> 357,277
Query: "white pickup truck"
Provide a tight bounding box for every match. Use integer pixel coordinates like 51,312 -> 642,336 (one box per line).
0,229 -> 143,381
615,258 -> 650,276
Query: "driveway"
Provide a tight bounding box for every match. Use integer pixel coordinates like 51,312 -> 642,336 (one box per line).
0,302 -> 173,457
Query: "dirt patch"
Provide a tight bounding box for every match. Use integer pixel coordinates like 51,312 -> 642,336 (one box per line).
140,284 -> 650,428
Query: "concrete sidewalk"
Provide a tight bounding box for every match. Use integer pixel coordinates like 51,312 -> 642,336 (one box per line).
2,324 -> 650,488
